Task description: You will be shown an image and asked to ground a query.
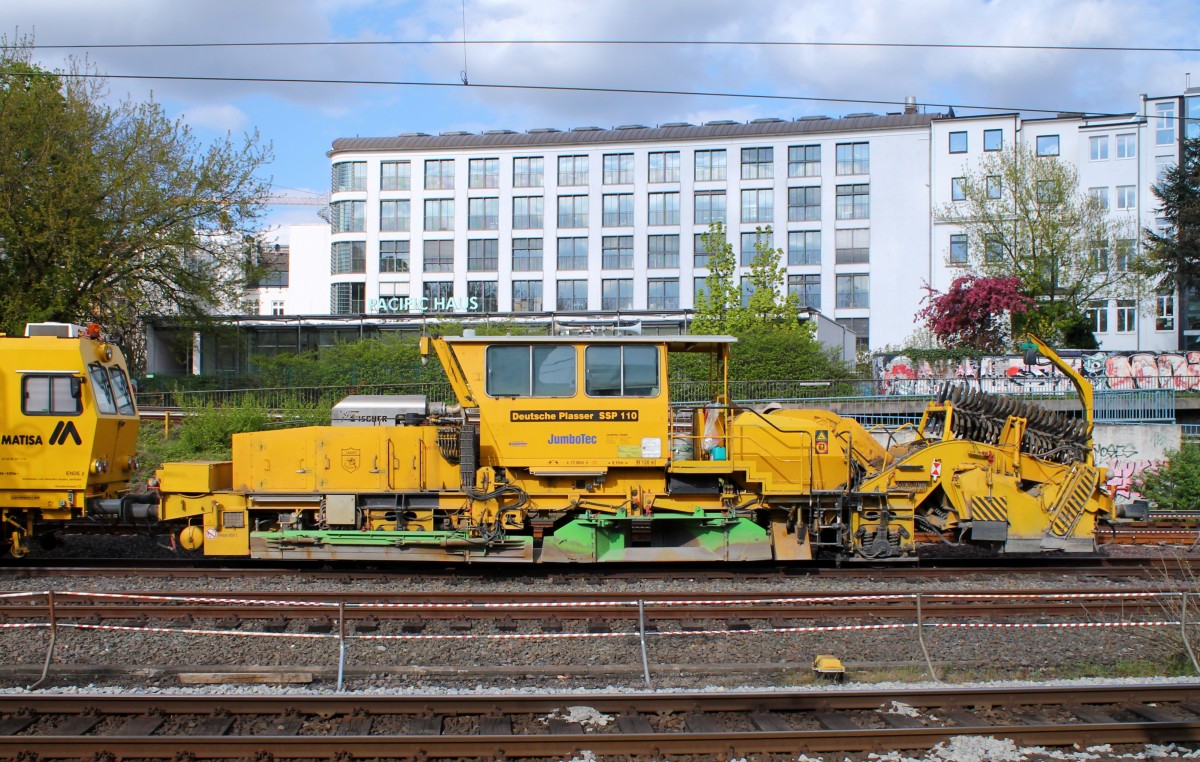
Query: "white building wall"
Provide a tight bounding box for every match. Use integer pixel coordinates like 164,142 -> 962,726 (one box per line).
262,85 -> 1195,352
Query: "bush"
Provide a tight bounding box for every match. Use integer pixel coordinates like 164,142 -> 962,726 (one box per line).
1135,443 -> 1200,512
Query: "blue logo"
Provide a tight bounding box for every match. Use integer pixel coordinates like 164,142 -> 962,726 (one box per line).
547,433 -> 597,445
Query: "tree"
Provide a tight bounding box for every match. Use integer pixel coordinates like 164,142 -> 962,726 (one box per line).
1140,137 -> 1200,293
1135,443 -> 1200,514
936,142 -> 1141,344
0,39 -> 272,364
917,274 -> 1032,352
691,222 -> 799,334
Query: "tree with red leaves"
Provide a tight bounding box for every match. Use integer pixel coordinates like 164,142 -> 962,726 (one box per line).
918,274 -> 1033,353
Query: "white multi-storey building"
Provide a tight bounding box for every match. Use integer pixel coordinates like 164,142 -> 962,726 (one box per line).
153,86 -> 1200,377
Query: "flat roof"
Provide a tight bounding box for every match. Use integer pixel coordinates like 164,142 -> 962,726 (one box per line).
331,113 -> 941,153
442,335 -> 736,351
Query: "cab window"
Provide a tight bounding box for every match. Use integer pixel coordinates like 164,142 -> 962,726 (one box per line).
88,364 -> 117,414
486,345 -> 577,397
108,367 -> 137,415
585,345 -> 659,397
22,375 -> 82,415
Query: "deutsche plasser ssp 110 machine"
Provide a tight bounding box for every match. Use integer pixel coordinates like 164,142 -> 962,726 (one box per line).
151,332 -> 1113,563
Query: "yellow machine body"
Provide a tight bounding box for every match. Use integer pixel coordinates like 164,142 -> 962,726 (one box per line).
0,323 -> 140,556
153,333 -> 1113,563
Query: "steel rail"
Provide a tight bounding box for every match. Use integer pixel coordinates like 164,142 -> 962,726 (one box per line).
1,684 -> 1198,758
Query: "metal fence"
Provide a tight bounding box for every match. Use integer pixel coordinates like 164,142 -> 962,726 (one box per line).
135,375 -> 1177,426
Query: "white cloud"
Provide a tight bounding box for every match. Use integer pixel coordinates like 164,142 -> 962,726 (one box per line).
179,103 -> 248,132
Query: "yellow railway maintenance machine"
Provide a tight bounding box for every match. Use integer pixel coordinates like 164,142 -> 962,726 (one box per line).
0,323 -> 144,557
156,333 -> 1112,563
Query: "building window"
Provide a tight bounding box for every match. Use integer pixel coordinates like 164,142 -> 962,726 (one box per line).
558,155 -> 588,186
648,192 -> 681,226
514,156 -> 544,187
423,281 -> 455,312
380,200 -> 410,232
949,234 -> 968,265
331,200 -> 365,233
1090,242 -> 1109,270
468,158 -> 499,189
788,144 -> 820,177
379,240 -> 410,273
788,186 -> 821,221
513,196 -> 544,229
1090,136 -> 1109,161
603,153 -> 634,185
788,231 -> 821,266
1116,186 -> 1136,210
1157,102 -> 1176,145
601,278 -> 633,310
648,151 -> 680,183
1089,187 -> 1109,210
694,276 -> 708,304
648,234 -> 680,268
1116,133 -> 1137,159
467,198 -> 499,230
330,282 -> 365,315
467,239 -> 498,271
332,161 -> 366,192
381,160 -> 411,191
835,228 -> 870,264
1158,155 -> 1175,182
425,159 -> 454,190
1037,180 -> 1060,205
646,278 -> 679,310
787,274 -> 821,309
1156,293 -> 1175,330
837,317 -> 870,352
467,280 -> 498,312
423,240 -> 454,272
1116,299 -> 1136,333
951,177 -> 966,201
424,199 -> 454,231
603,194 -> 634,227
602,236 -> 634,269
1036,135 -> 1060,156
512,280 -> 543,311
986,175 -> 1002,199
1115,239 -> 1135,271
694,191 -> 726,225
740,275 -> 754,307
557,195 -> 588,228
271,300 -> 284,316
741,188 -> 774,223
741,147 -> 773,179
557,279 -> 588,311
983,129 -> 1003,151
695,149 -> 727,181
557,237 -> 588,270
740,230 -> 772,266
835,274 -> 869,308
985,239 -> 1004,264
1087,300 -> 1108,333
330,241 -> 366,274
512,238 -> 543,271
693,234 -> 710,268
948,132 -> 967,154
836,142 -> 870,174
835,184 -> 869,220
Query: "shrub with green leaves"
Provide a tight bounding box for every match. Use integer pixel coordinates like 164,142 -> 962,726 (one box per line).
1135,443 -> 1200,512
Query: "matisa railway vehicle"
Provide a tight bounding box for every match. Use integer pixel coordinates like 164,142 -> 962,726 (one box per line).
0,323 -> 148,557
1,325 -> 1114,562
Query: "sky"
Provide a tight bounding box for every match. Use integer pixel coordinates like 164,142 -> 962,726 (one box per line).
8,0 -> 1200,242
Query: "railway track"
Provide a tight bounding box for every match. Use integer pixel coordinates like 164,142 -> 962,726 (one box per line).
0,684 -> 1198,759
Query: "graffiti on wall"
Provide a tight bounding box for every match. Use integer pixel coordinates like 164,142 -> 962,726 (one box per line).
874,351 -> 1200,396
1091,425 -> 1177,504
